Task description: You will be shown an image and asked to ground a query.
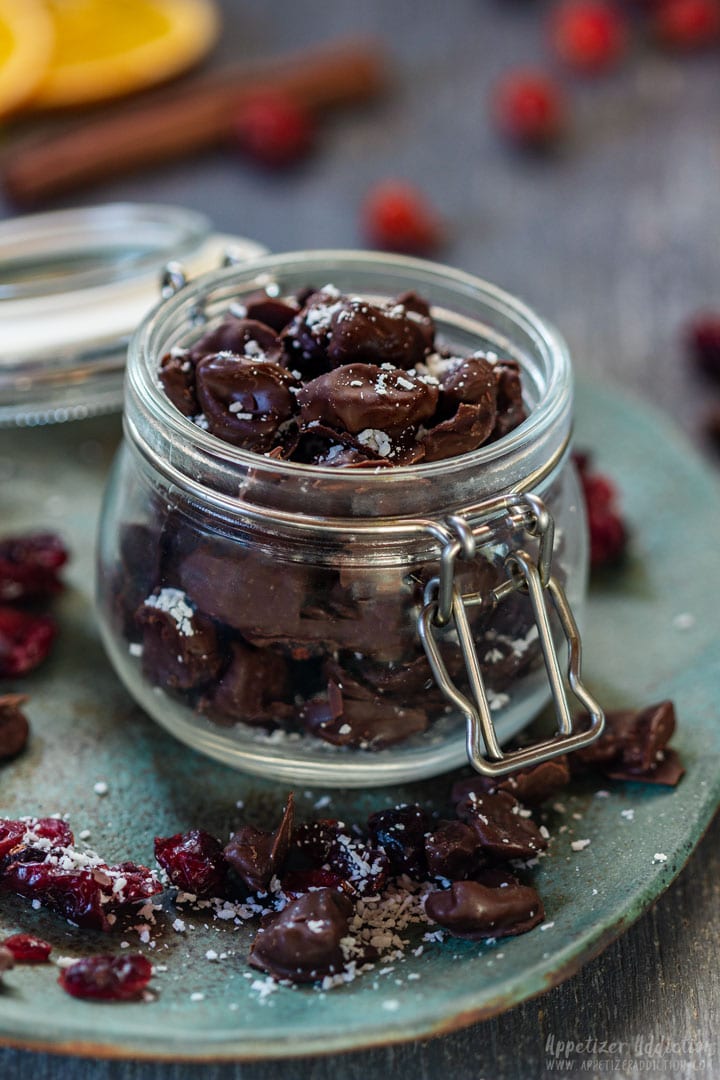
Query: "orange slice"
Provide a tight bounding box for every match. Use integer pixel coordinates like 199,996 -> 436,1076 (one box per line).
31,0 -> 220,109
0,1 -> 54,118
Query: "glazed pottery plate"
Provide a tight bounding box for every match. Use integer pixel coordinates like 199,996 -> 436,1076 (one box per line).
0,379 -> 718,1061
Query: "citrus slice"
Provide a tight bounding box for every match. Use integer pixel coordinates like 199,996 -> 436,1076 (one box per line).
31,0 -> 220,109
0,1 -> 54,118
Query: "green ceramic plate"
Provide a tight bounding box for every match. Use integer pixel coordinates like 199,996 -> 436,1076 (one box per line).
0,379 -> 718,1061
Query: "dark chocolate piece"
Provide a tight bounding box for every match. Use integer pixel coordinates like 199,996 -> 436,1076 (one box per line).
224,793 -> 295,893
573,701 -> 676,775
451,757 -> 570,807
421,401 -> 497,462
297,363 -> 438,439
607,748 -> 685,787
188,317 -> 281,364
456,791 -> 547,860
324,297 -> 429,370
195,354 -> 299,451
137,588 -> 223,691
244,294 -> 299,332
424,820 -> 482,880
425,879 -> 545,939
301,681 -> 428,749
249,887 -> 353,983
490,358 -> 527,439
159,352 -> 198,416
198,640 -> 292,727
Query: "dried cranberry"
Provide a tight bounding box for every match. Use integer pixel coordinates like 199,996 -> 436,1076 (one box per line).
0,533 -> 68,603
281,867 -> 349,898
233,94 -> 315,168
2,933 -> 52,963
58,954 -> 152,1001
1,863 -> 111,930
687,314 -> 720,381
550,1 -> 628,72
154,829 -> 227,897
0,820 -> 25,860
325,834 -> 390,895
653,0 -> 720,48
362,181 -> 443,255
492,70 -> 566,149
29,818 -> 74,847
573,451 -> 628,568
0,608 -> 56,676
367,804 -> 430,879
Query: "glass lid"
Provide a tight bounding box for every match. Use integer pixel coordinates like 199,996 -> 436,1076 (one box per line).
0,203 -> 266,427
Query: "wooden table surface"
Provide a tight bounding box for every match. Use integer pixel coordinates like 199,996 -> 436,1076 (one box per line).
1,2 -> 719,1076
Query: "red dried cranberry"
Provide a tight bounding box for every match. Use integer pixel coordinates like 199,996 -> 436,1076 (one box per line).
653,0 -> 720,48
281,867 -> 349,898
362,181 -> 443,255
233,94 -> 315,168
107,862 -> 161,905
492,70 -> 567,149
58,954 -> 152,1001
1,862 -> 111,930
30,818 -> 74,847
686,314 -> 720,381
154,829 -> 227,897
2,933 -> 52,963
551,1 -> 628,72
0,533 -> 68,603
0,820 -> 25,860
573,451 -> 628,568
293,820 -> 343,865
0,608 -> 56,677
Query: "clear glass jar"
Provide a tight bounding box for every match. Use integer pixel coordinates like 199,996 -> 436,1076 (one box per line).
96,251 -> 603,787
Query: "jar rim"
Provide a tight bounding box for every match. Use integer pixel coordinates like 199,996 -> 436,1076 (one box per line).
127,250 -> 573,521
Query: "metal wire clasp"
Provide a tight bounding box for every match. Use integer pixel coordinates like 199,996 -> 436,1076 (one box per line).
417,494 -> 604,777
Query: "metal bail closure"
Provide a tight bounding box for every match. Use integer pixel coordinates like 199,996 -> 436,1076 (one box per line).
417,496 -> 605,777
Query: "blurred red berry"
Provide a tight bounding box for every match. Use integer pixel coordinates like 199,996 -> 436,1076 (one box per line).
551,1 -> 628,72
362,181 -> 443,255
0,607 -> 56,677
573,451 -> 629,568
653,0 -> 720,48
493,70 -> 567,148
58,955 -> 152,1001
233,94 -> 315,168
686,313 -> 720,379
2,934 -> 52,964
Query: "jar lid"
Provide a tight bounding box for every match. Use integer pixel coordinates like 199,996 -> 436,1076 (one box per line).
0,203 -> 267,427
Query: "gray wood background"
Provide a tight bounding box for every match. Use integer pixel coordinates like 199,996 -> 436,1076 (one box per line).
1,1 -> 719,1076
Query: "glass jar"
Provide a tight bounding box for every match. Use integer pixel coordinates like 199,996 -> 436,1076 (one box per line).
96,251 -> 603,787
0,203 -> 266,427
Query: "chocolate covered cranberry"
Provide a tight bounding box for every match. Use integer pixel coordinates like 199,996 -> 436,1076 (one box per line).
199,641 -> 292,727
457,791 -> 547,860
298,363 -> 438,438
425,879 -> 545,939
188,317 -> 281,364
137,588 -> 223,692
249,887 -> 353,982
195,354 -> 299,451
224,794 -> 294,893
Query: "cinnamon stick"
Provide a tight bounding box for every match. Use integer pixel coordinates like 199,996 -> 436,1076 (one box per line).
3,38 -> 386,206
